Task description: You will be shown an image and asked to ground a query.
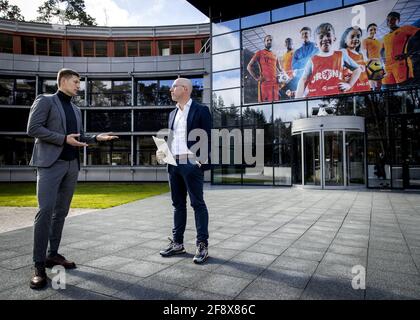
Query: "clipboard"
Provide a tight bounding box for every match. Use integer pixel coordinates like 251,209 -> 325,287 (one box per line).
152,136 -> 177,166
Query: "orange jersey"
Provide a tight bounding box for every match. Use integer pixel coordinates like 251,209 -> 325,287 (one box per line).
307,51 -> 344,97
345,49 -> 371,93
254,49 -> 278,83
362,38 -> 381,60
383,25 -> 419,64
282,50 -> 294,78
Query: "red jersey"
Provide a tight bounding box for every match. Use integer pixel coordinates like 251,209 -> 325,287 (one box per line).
307,51 -> 344,97
345,49 -> 370,93
254,49 -> 278,83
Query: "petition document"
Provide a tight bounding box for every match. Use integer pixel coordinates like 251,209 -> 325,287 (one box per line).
152,136 -> 177,166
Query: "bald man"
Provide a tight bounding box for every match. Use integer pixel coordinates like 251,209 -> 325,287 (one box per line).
157,78 -> 212,264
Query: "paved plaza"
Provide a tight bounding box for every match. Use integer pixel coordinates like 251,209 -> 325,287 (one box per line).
0,186 -> 419,300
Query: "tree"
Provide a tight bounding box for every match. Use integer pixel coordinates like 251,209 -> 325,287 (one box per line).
0,0 -> 25,21
36,0 -> 96,26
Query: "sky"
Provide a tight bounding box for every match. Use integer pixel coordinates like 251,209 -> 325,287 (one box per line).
8,0 -> 209,26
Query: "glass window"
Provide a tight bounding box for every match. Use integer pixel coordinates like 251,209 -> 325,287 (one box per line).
114,41 -> 125,57
213,88 -> 241,108
272,3 -> 305,22
95,41 -> 107,57
73,80 -> 86,106
212,165 -> 243,184
138,80 -> 158,106
87,135 -> 131,166
21,36 -> 34,55
90,80 -> 112,93
213,69 -> 240,91
35,38 -> 48,55
41,79 -> 58,94
0,78 -> 14,105
134,136 -> 159,166
241,11 -> 271,29
242,104 -> 272,127
190,77 -> 204,103
0,33 -> 13,53
212,32 -> 240,54
159,40 -> 170,56
69,40 -> 81,57
344,0 -> 365,5
183,39 -> 195,54
127,41 -> 138,57
213,106 -> 241,128
171,40 -> 182,55
274,101 -> 307,123
49,39 -> 62,56
86,110 -> 131,132
83,40 -> 94,57
0,136 -> 33,166
15,79 -> 36,105
306,0 -> 342,14
212,18 -> 240,36
157,79 -> 175,106
0,108 -> 30,132
134,109 -> 173,132
212,50 -> 240,72
139,41 -> 151,56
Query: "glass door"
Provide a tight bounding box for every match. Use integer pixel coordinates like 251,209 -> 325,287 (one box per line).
303,132 -> 321,186
323,131 -> 344,187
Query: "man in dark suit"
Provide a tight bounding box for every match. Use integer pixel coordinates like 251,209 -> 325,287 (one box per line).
157,77 -> 211,264
27,68 -> 118,289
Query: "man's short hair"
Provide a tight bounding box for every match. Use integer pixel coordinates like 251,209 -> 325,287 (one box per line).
300,27 -> 311,33
264,34 -> 272,41
387,11 -> 400,20
57,68 -> 80,86
367,23 -> 377,31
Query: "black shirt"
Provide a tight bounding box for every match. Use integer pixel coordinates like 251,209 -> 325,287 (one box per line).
57,90 -> 79,161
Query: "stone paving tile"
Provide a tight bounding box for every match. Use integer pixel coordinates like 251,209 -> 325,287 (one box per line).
258,267 -> 312,289
177,288 -> 231,300
236,278 -> 303,300
271,256 -> 319,274
45,285 -> 116,300
301,275 -> 365,300
148,265 -> 211,289
116,260 -> 170,278
83,255 -> 137,271
194,273 -> 253,298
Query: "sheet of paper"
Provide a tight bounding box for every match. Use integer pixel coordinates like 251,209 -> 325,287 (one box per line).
152,136 -> 177,166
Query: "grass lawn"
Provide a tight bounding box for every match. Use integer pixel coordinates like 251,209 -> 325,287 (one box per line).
0,182 -> 170,209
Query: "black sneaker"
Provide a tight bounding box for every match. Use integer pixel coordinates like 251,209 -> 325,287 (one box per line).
193,242 -> 208,264
159,238 -> 186,257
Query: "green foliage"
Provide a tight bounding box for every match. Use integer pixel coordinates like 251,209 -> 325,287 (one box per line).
0,0 -> 25,21
36,0 -> 96,26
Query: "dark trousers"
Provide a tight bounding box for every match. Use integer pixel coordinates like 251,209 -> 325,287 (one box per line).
33,159 -> 79,264
168,161 -> 209,246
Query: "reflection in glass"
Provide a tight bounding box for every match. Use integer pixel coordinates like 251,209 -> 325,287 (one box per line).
157,79 -> 175,106
274,143 -> 292,185
212,51 -> 241,72
212,88 -> 241,108
134,109 -> 172,132
292,134 -> 302,184
212,32 -> 240,54
212,19 -> 240,36
134,136 -> 159,166
87,110 -> 131,132
42,79 -> 57,94
346,132 -> 365,185
0,136 -> 33,166
272,3 -> 304,22
138,80 -> 158,106
367,139 -> 391,188
324,131 -> 344,186
213,165 -> 243,184
241,11 -> 270,29
0,78 -> 14,105
304,132 -> 320,185
212,69 -> 240,90
212,107 -> 240,128
273,101 -> 307,123
306,0 -> 342,14
87,136 -> 131,166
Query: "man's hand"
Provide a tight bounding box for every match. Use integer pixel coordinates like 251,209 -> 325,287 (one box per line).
156,150 -> 166,164
66,134 -> 88,147
395,53 -> 408,61
96,132 -> 119,142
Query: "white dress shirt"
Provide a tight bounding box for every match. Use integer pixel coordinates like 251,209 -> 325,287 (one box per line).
171,99 -> 193,156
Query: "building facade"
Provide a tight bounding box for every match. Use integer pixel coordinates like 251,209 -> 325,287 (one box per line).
189,0 -> 420,190
0,19 -> 210,182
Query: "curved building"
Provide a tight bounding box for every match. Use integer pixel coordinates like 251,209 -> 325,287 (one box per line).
0,19 -> 210,182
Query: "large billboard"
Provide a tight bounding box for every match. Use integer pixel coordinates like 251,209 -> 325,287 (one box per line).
242,0 -> 420,104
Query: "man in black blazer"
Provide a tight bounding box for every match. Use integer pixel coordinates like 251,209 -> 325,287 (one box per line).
27,68 -> 118,289
157,78 -> 212,264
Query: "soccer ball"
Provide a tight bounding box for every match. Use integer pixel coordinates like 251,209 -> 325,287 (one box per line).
277,71 -> 290,84
366,60 -> 385,81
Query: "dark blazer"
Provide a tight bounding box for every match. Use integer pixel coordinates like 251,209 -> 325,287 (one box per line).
167,100 -> 212,171
27,93 -> 96,168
